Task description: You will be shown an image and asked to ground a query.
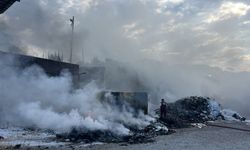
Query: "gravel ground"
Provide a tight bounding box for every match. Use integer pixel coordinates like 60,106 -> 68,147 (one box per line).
1,122 -> 250,150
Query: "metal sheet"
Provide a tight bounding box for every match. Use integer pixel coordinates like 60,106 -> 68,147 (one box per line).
0,0 -> 20,14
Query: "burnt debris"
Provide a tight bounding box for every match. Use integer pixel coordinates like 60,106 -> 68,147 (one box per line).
56,121 -> 170,144
54,96 -> 247,145
0,136 -> 4,140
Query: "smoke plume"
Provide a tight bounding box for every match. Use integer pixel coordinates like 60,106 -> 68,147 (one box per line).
0,56 -> 153,134
1,0 -> 250,118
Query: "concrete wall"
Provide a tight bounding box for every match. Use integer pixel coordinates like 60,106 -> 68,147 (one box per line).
0,52 -> 148,113
0,51 -> 79,87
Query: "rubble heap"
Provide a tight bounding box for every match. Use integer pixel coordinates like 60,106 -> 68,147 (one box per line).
156,96 -> 246,128
155,96 -> 213,128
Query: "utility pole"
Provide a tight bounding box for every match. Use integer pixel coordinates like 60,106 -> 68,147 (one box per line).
82,48 -> 84,64
69,16 -> 75,63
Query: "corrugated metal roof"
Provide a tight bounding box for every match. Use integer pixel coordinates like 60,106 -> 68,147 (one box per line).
0,0 -> 20,14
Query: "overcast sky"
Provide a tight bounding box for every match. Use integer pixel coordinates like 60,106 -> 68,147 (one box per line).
1,0 -> 250,71
2,0 -> 250,116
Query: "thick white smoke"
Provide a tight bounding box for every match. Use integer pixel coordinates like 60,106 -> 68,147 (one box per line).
1,0 -> 250,119
0,57 -> 153,134
102,59 -> 250,117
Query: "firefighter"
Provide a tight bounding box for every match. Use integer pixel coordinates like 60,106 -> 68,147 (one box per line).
160,99 -> 167,119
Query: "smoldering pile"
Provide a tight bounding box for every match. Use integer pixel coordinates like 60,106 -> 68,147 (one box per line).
54,92 -> 170,144
156,96 -> 247,128
55,121 -> 170,144
55,96 -> 247,144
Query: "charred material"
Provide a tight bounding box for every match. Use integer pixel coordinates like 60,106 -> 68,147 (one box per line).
0,136 -> 4,140
56,121 -> 169,144
56,128 -> 124,143
14,144 -> 21,149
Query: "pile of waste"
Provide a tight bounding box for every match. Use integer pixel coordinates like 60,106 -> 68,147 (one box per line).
156,96 -> 246,128
56,121 -> 170,144
56,96 -> 247,144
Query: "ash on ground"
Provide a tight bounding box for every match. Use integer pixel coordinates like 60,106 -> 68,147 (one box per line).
56,121 -> 171,144
0,127 -> 64,147
0,121 -> 171,148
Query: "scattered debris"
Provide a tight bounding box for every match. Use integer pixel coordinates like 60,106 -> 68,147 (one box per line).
14,144 -> 21,149
57,128 -> 125,143
125,122 -> 170,144
1,96 -> 248,147
191,123 -> 207,129
56,121 -> 169,144
54,96 -> 247,145
120,143 -> 128,146
0,127 -> 64,147
0,136 -> 4,140
221,109 -> 246,121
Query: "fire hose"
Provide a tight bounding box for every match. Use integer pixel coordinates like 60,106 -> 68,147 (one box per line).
206,122 -> 250,133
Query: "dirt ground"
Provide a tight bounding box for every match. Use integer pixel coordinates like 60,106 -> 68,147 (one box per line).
1,122 -> 250,150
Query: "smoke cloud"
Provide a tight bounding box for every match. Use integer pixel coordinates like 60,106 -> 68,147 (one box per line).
1,0 -> 250,119
0,57 -> 153,134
